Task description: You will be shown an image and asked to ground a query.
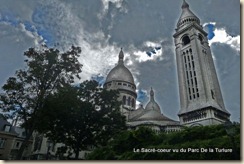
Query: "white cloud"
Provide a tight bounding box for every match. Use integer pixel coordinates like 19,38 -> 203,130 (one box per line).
0,21 -> 43,49
98,0 -> 127,20
209,28 -> 240,52
18,23 -> 44,46
101,0 -> 124,11
203,22 -> 240,53
77,34 -> 120,81
0,0 -> 165,86
202,22 -> 216,27
144,41 -> 161,48
132,40 -> 163,63
17,1 -> 119,82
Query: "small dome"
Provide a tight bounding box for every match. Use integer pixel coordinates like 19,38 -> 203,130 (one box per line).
145,88 -> 161,112
145,101 -> 161,112
137,110 -> 171,121
105,49 -> 135,85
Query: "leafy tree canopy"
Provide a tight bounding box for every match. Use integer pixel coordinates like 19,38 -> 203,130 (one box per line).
88,124 -> 240,160
36,80 -> 127,159
0,45 -> 82,159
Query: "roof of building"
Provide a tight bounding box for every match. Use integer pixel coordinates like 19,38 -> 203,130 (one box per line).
177,0 -> 200,28
128,88 -> 180,126
145,88 -> 161,112
0,114 -> 18,135
105,49 -> 135,85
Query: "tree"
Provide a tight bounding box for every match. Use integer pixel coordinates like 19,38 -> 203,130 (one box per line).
88,124 -> 240,160
36,80 -> 127,159
0,45 -> 82,159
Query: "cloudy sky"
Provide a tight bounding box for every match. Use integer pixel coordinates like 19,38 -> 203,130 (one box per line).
0,0 -> 240,122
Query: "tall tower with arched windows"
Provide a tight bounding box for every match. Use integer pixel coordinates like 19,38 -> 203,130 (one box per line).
173,0 -> 230,126
104,49 -> 137,120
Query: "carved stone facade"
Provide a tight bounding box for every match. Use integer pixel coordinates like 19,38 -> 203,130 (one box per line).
105,0 -> 231,129
104,50 -> 181,132
104,49 -> 137,120
173,0 -> 230,126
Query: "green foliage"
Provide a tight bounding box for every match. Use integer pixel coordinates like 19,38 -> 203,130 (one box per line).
36,80 -> 126,159
88,124 -> 240,160
0,45 -> 82,159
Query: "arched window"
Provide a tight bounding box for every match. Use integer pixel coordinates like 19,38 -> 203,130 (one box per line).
131,99 -> 135,108
182,35 -> 190,46
123,96 -> 126,105
128,97 -> 131,106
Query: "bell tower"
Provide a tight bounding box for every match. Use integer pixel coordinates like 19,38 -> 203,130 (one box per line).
173,0 -> 230,126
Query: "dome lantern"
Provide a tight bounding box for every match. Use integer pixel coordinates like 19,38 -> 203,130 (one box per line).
118,48 -> 124,65
150,87 -> 155,101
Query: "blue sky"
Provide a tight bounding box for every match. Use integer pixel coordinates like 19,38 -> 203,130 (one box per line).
0,0 -> 240,122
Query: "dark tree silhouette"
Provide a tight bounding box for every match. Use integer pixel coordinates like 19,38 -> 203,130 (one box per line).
36,80 -> 126,159
0,45 -> 82,159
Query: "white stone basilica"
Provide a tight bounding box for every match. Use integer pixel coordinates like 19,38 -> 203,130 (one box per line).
104,0 -> 230,131
173,0 -> 230,126
104,49 -> 181,133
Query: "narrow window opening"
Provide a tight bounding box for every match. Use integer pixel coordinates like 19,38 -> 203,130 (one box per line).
197,93 -> 200,97
123,96 -> 126,105
132,99 -> 135,108
198,34 -> 204,44
128,97 -> 131,106
211,90 -> 215,99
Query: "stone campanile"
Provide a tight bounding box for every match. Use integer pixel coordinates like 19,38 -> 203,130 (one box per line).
173,0 -> 230,126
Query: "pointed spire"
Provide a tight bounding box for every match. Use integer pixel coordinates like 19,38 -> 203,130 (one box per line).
177,0 -> 200,28
118,48 -> 124,65
150,87 -> 155,101
182,0 -> 189,9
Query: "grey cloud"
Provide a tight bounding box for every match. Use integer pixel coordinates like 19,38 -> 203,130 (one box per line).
0,0 -> 240,122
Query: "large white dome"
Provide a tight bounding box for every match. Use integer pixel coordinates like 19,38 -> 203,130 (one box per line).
105,49 -> 135,85
105,64 -> 135,84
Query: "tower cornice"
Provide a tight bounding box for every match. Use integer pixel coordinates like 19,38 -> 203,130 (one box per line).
173,23 -> 207,38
